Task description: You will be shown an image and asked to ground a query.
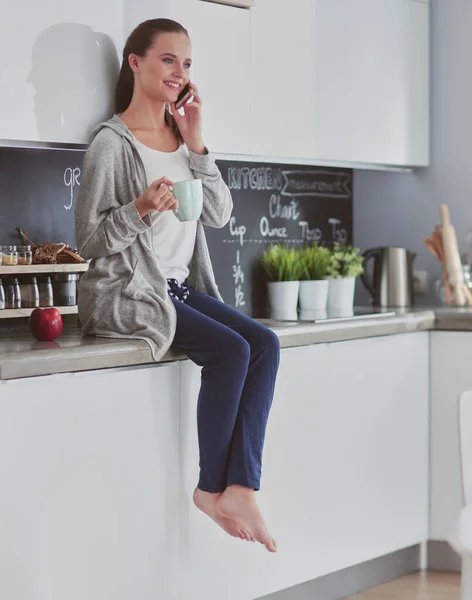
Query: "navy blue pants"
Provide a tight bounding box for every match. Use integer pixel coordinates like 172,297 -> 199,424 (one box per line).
170,288 -> 280,493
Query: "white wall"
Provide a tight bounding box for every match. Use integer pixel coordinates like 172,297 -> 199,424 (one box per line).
354,0 -> 471,305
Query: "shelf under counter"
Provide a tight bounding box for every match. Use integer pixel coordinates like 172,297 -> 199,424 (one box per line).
0,264 -> 88,275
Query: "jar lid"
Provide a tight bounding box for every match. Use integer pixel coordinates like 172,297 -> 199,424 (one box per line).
2,245 -> 17,252
53,273 -> 79,282
17,245 -> 31,252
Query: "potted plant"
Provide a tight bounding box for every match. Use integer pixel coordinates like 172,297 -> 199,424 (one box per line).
261,244 -> 302,320
326,243 -> 364,310
297,244 -> 332,318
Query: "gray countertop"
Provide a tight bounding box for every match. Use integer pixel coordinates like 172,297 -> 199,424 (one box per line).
1,306 -> 472,380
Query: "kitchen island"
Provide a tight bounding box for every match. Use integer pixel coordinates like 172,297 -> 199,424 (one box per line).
0,307 -> 468,600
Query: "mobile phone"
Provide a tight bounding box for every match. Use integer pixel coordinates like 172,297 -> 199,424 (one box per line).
175,83 -> 192,110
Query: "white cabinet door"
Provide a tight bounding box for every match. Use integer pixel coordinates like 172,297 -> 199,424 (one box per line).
179,333 -> 429,600
170,0 -> 251,155
249,0 -> 316,159
0,364 -> 180,600
0,0 -> 123,144
404,0 -> 430,166
312,0 -> 429,167
313,0 -> 407,165
430,332 -> 472,541
124,0 -> 173,36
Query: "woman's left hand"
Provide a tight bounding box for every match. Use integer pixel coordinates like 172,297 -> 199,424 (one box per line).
171,83 -> 206,155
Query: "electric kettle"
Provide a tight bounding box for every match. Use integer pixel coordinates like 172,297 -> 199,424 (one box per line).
360,246 -> 417,308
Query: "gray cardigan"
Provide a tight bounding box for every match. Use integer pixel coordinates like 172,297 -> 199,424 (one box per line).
75,115 -> 233,361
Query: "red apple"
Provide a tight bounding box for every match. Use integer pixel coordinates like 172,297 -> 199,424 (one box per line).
29,308 -> 63,342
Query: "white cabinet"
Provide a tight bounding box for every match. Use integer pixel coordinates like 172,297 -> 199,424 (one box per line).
312,0 -> 429,166
0,364 -> 180,600
0,0 -> 123,144
179,333 -> 429,600
405,0 -> 430,165
173,0 -> 251,155
2,0 -> 429,167
249,0 -> 316,159
430,332 -> 472,541
125,0 -> 252,155
124,0 -> 173,36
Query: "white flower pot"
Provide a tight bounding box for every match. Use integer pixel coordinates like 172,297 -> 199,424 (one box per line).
326,276 -> 356,309
299,309 -> 327,321
299,280 -> 329,311
268,281 -> 299,320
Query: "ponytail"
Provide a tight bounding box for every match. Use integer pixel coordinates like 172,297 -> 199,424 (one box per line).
165,106 -> 183,144
115,59 -> 134,114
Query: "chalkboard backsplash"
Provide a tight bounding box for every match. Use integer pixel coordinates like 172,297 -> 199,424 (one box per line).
0,146 -> 84,246
0,148 -> 352,317
205,161 -> 353,317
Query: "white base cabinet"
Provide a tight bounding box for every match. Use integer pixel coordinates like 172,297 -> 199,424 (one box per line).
430,331 -> 472,542
0,332 -> 430,600
0,364 -> 180,600
179,332 -> 429,600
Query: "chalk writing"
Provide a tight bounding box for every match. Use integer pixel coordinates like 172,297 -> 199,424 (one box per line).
232,250 -> 246,307
299,221 -> 323,242
260,216 -> 288,238
269,194 -> 300,220
228,167 -> 283,191
329,217 -> 348,243
229,216 -> 246,246
64,166 -> 81,211
281,170 -> 352,199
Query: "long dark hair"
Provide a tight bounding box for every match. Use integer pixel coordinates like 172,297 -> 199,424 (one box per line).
115,18 -> 189,142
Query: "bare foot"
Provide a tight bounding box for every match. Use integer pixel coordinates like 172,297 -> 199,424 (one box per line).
193,488 -> 251,540
217,485 -> 277,553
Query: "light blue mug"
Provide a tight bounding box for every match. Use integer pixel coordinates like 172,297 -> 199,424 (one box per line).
172,179 -> 203,222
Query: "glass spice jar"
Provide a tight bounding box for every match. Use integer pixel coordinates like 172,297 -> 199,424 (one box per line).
19,276 -> 39,308
0,279 -> 5,310
2,245 -> 18,266
17,245 -> 33,265
38,275 -> 54,307
52,273 -> 79,306
5,277 -> 21,309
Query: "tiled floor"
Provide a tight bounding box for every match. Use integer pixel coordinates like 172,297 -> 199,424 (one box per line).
345,572 -> 460,599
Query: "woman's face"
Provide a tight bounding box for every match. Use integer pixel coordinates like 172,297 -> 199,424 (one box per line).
131,32 -> 192,104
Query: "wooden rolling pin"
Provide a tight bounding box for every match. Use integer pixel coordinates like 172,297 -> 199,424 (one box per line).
422,236 -> 453,305
440,204 -> 465,306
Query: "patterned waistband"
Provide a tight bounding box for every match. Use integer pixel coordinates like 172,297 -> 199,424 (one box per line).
167,278 -> 190,302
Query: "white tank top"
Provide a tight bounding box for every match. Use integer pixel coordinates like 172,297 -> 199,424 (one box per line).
135,140 -> 198,284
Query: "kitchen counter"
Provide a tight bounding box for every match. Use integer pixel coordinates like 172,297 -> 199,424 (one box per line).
1,306 -> 470,380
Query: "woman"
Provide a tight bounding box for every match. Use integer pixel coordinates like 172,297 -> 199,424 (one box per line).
75,18 -> 280,553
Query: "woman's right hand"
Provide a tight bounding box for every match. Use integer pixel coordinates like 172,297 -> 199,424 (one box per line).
135,177 -> 179,218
